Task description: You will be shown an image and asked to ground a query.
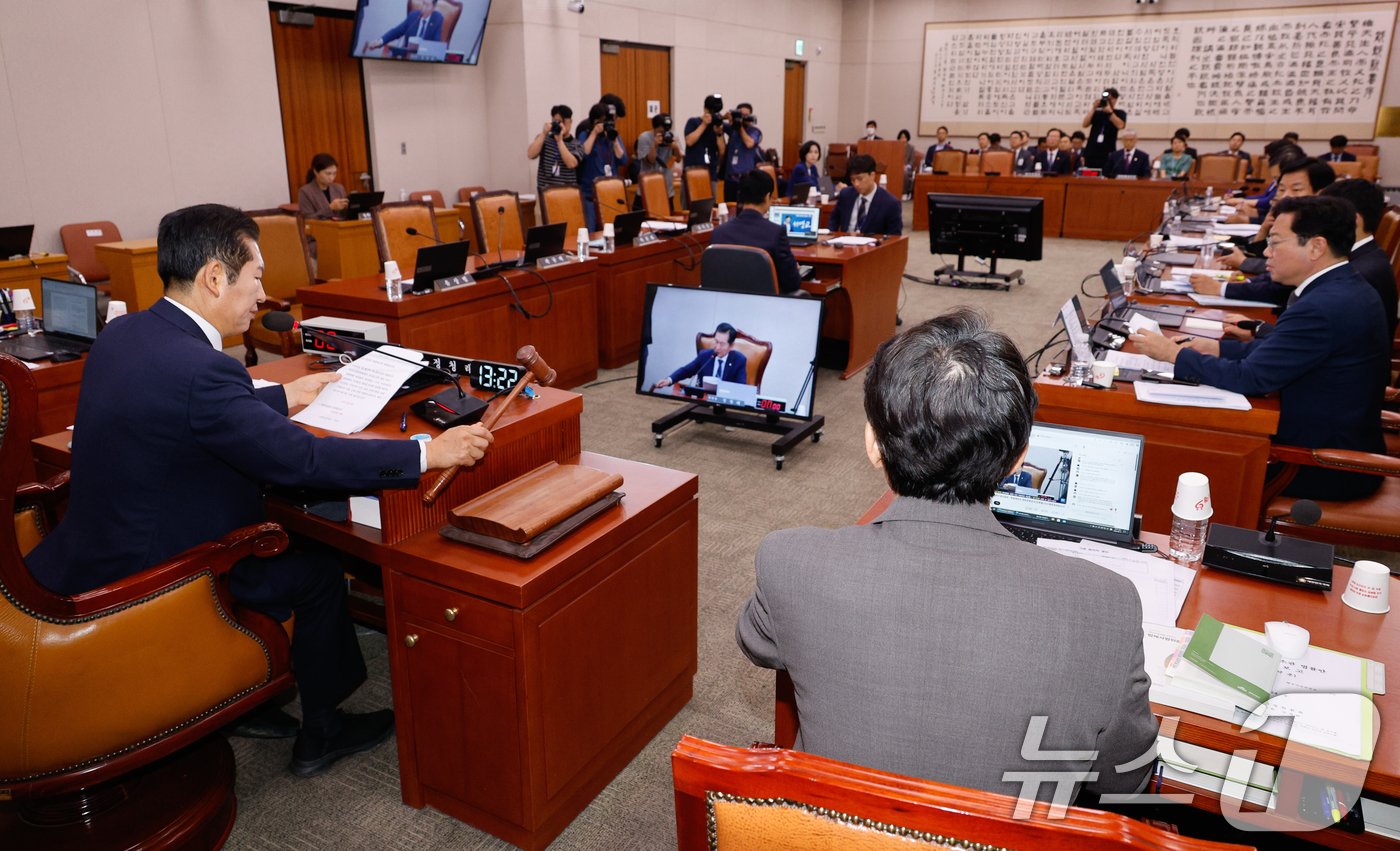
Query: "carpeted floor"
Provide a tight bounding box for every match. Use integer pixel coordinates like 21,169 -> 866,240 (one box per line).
223,211 -> 1396,850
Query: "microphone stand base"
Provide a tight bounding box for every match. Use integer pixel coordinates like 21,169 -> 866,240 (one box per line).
1202,523 -> 1334,590
411,389 -> 489,430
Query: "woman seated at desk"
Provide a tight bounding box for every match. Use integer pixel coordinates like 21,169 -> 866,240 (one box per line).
1156,136 -> 1194,180
297,153 -> 349,220
790,140 -> 824,196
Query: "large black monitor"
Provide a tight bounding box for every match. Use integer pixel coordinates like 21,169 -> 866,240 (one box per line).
351,0 -> 491,66
636,285 -> 822,420
928,193 -> 1043,262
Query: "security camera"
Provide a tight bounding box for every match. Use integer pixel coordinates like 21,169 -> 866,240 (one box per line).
567,1 -> 585,12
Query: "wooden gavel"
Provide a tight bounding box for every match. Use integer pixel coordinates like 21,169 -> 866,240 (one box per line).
422,345 -> 558,505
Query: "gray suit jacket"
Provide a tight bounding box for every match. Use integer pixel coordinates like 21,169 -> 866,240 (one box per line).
737,496 -> 1156,801
298,180 -> 348,220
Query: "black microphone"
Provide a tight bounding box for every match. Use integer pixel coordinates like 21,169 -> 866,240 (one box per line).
496,206 -> 506,268
1265,499 -> 1322,545
405,226 -> 442,244
261,311 -> 465,399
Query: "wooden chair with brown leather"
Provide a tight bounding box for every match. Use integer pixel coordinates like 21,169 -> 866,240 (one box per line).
593,176 -> 629,227
1260,440 -> 1400,550
371,199 -> 438,276
409,189 -> 445,209
457,184 -> 485,204
757,164 -> 779,201
930,149 -> 965,175
673,736 -> 1251,851
541,185 -> 587,236
1328,161 -> 1364,180
964,151 -> 982,175
639,172 -> 685,222
58,220 -> 122,285
1357,155 -> 1380,182
825,143 -> 851,181
683,166 -> 714,207
696,328 -> 773,388
1375,207 -> 1400,261
241,208 -> 315,366
1196,154 -> 1244,184
980,149 -> 1014,176
471,190 -> 526,254
699,245 -> 779,295
0,352 -> 295,848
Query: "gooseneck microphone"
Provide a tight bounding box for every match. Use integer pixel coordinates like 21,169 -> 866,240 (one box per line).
1264,499 -> 1322,545
261,311 -> 465,399
496,206 -> 506,268
405,226 -> 442,244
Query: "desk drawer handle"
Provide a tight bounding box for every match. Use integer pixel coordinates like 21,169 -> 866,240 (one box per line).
444,607 -> 459,622
404,634 -> 419,648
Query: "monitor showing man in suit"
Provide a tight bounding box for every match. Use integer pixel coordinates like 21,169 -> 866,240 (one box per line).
832,154 -> 903,236
1131,196 -> 1389,502
737,308 -> 1157,802
653,322 -> 748,388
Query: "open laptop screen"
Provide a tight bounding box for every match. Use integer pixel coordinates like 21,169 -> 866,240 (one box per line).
989,423 -> 1143,542
40,278 -> 99,340
767,205 -> 820,238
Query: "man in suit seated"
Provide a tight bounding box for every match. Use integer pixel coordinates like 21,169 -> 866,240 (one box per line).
365,0 -> 447,56
922,125 -> 955,170
737,308 -> 1156,803
26,204 -> 495,777
1010,130 -> 1037,174
1102,129 -> 1150,179
708,171 -> 801,295
1132,196 -> 1389,501
1034,128 -> 1072,175
653,322 -> 749,389
1326,135 -> 1357,163
1217,131 -> 1252,176
832,154 -> 903,236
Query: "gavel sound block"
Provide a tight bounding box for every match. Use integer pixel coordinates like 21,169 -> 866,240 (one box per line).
422,345 -> 559,505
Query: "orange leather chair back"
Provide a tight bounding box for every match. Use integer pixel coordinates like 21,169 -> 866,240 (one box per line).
247,210 -> 313,300
684,167 -> 714,205
1196,155 -> 1242,183
372,201 -> 438,274
407,0 -> 461,42
1358,156 -> 1380,182
757,164 -> 779,200
457,185 -> 485,203
58,220 -> 122,283
673,736 -> 1252,851
826,143 -> 851,180
931,150 -> 964,174
471,190 -> 525,253
696,329 -> 772,387
1329,161 -> 1364,179
1376,207 -> 1400,260
410,189 -> 445,209
593,177 -> 629,226
638,172 -> 674,219
963,152 -> 981,175
541,186 -> 586,235
980,150 -> 1013,175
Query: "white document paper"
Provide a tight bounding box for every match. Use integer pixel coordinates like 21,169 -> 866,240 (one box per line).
1169,267 -> 1233,281
1103,349 -> 1175,376
826,235 -> 878,247
1058,297 -> 1094,364
1038,539 -> 1192,626
1155,279 -> 1195,294
291,349 -> 424,434
1179,317 -> 1224,334
1188,292 -> 1278,309
644,220 -> 686,232
1211,223 -> 1263,236
1126,313 -> 1162,336
252,378 -> 280,390
1134,381 -> 1252,410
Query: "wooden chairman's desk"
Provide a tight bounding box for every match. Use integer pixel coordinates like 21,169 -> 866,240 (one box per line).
94,238 -> 161,311
795,236 -> 909,380
296,256 -> 599,388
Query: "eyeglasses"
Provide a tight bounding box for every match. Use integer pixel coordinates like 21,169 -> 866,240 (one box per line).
1265,234 -> 1306,249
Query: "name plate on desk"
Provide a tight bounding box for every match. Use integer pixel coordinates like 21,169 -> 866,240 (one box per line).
692,222 -> 713,234
536,254 -> 573,269
434,273 -> 474,291
635,232 -> 659,246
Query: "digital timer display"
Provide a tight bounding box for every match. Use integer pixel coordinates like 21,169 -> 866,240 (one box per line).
756,398 -> 786,413
470,361 -> 523,393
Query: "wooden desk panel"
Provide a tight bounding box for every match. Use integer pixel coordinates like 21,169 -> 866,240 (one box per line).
1062,180 -> 1181,241
306,218 -> 380,280
1,255 -> 69,315
910,174 -> 1068,236
1034,377 -> 1279,534
296,259 -> 599,388
856,140 -> 907,200
795,236 -> 908,379
592,232 -> 710,368
28,357 -> 85,444
93,239 -> 160,312
385,452 -> 698,851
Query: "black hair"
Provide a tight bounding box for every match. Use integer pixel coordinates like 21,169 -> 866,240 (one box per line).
1070,130 -> 1086,141
1104,87 -> 1119,99
736,102 -> 754,113
551,104 -> 573,120
897,129 -> 911,141
306,152 -> 337,184
651,112 -> 670,129
1320,178 -> 1386,234
1264,141 -> 1305,165
1230,131 -> 1246,141
847,154 -> 878,177
1170,135 -> 1188,147
1330,134 -> 1349,149
798,140 -> 822,161
1174,127 -> 1191,139
936,125 -> 949,133
977,132 -> 990,142
866,119 -> 878,127
600,92 -> 626,117
1279,156 -> 1336,193
737,171 -> 774,205
1270,196 -> 1357,259
1283,131 -> 1300,143
863,309 -> 1036,504
1047,127 -> 1065,137
714,322 -> 737,344
157,204 -> 260,292
988,132 -> 1002,144
703,94 -> 723,114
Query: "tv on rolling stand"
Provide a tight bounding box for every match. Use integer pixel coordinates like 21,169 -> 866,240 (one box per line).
926,193 -> 1043,291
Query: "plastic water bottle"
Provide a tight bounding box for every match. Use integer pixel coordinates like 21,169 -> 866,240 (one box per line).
16,307 -> 34,333
1200,229 -> 1217,264
384,260 -> 404,302
602,223 -> 616,254
716,202 -> 728,225
1168,472 -> 1213,565
1205,186 -> 1215,209
576,227 -> 590,260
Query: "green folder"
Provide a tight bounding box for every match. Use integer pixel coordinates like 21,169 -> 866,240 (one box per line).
1183,614 -> 1280,708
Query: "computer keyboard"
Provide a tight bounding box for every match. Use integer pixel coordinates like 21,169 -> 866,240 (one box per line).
1004,525 -> 1083,544
0,338 -> 54,361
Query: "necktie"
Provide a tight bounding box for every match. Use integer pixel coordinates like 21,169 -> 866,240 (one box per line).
856,196 -> 868,232
1047,151 -> 1055,168
1286,289 -> 1300,308
417,15 -> 428,38
713,356 -> 724,378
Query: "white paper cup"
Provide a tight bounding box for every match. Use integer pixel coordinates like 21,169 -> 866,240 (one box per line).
1149,233 -> 1164,248
10,288 -> 34,311
1343,560 -> 1392,614
1091,360 -> 1115,388
819,194 -> 829,205
106,300 -> 127,322
602,223 -> 615,238
1171,472 -> 1213,521
383,260 -> 400,279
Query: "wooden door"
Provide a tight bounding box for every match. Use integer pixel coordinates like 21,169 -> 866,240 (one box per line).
782,60 -> 806,174
599,42 -> 672,162
269,9 -> 373,202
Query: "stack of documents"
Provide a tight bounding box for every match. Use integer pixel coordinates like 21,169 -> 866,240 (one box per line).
291,347 -> 425,435
1102,350 -> 1175,377
1188,292 -> 1278,309
826,235 -> 877,247
1211,223 -> 1264,237
644,220 -> 686,232
1133,380 -> 1251,410
1037,538 -> 1194,626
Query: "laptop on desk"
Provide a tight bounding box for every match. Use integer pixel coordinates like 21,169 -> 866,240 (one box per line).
0,224 -> 35,259
522,222 -> 568,265
1100,261 -> 1189,327
341,191 -> 385,219
0,278 -> 100,361
990,423 -> 1145,547
611,210 -> 648,246
767,205 -> 821,245
687,198 -> 715,228
408,240 -> 472,293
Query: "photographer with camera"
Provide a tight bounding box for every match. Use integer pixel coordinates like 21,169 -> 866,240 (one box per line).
721,102 -> 763,206
578,100 -> 630,230
1080,87 -> 1125,170
526,104 -> 582,197
637,113 -> 680,204
684,94 -> 728,197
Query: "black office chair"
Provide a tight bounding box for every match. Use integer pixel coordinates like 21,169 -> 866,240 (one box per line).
699,245 -> 779,295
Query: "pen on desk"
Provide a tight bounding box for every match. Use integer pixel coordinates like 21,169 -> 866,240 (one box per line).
1176,336 -> 1196,344
400,411 -> 408,432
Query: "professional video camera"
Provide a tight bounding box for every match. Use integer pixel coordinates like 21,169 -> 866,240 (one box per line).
604,105 -> 618,140
550,118 -> 563,135
658,114 -> 674,145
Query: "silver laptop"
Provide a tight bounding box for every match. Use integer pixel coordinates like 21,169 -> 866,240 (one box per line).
0,278 -> 100,362
767,205 -> 821,245
990,423 -> 1145,546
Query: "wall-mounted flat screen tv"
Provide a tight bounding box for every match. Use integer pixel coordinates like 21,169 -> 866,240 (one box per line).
351,0 -> 491,66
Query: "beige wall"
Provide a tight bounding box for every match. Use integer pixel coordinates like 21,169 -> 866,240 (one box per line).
841,0 -> 1400,182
